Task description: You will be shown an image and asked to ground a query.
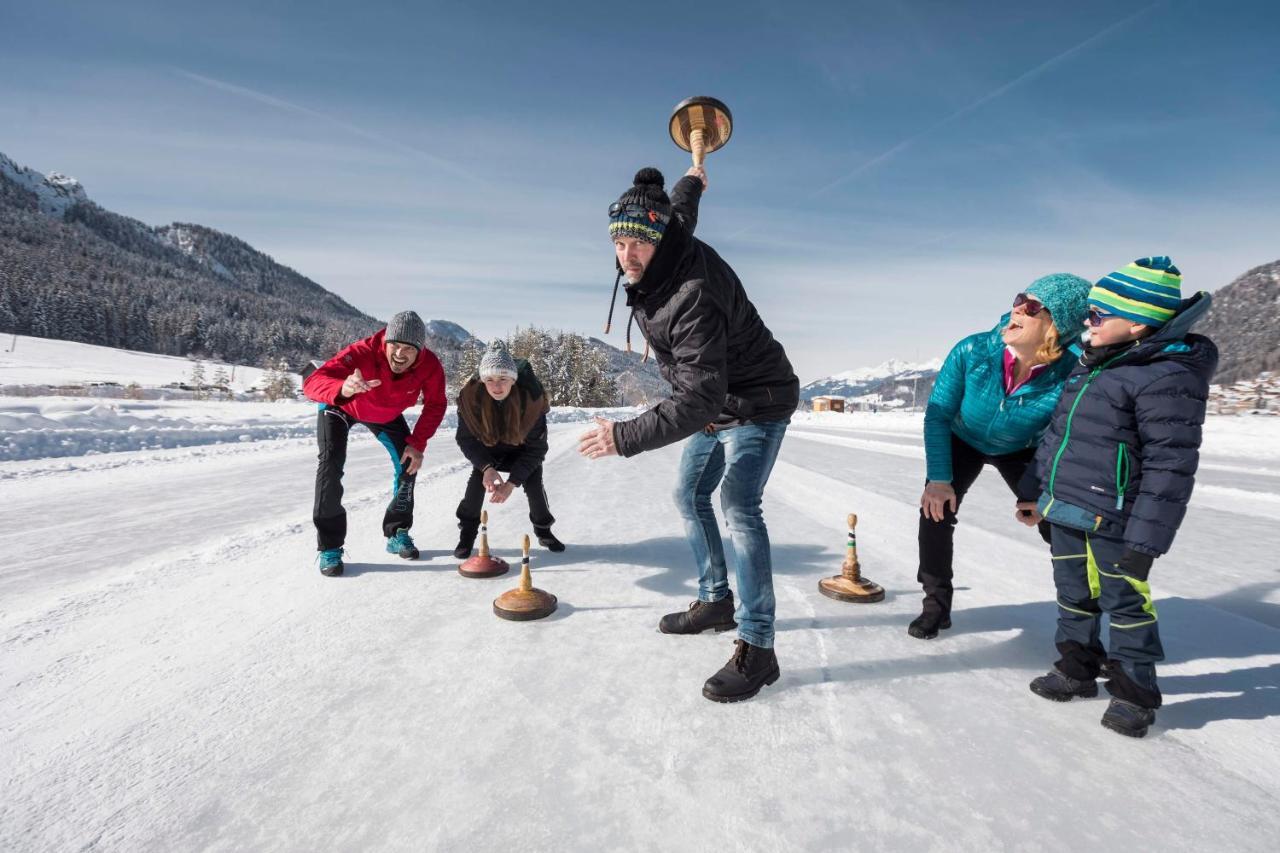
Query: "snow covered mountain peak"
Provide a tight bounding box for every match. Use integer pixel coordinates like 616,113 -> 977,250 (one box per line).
45,171 -> 86,195
827,357 -> 943,385
801,355 -> 944,404
0,152 -> 89,217
422,319 -> 477,346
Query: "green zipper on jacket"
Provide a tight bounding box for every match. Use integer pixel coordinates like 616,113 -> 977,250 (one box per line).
1046,352 -> 1127,499
1114,443 -> 1130,510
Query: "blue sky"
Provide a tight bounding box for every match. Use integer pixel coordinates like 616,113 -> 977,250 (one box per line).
2,0 -> 1277,382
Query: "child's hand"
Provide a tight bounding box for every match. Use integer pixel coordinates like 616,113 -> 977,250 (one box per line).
1117,549 -> 1154,580
1015,501 -> 1042,527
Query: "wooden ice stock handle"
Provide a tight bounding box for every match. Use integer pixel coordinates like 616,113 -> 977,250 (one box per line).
844,513 -> 859,575
520,534 -> 532,592
690,128 -> 706,167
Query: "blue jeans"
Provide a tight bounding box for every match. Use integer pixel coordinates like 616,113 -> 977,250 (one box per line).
673,419 -> 789,648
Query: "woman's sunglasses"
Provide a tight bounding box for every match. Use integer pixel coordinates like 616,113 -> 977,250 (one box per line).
1086,308 -> 1119,327
1012,292 -> 1048,317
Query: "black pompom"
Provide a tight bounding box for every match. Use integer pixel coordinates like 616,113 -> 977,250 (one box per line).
633,167 -> 665,188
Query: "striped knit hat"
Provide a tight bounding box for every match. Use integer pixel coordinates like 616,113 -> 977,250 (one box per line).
1089,256 -> 1183,327
608,167 -> 672,245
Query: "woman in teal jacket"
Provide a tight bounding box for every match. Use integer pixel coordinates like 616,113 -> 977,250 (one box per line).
912,273 -> 1092,639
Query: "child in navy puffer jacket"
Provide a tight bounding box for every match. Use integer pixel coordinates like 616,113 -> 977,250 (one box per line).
1021,257 -> 1218,738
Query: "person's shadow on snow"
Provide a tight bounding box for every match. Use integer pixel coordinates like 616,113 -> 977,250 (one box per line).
338,550 -> 459,575
784,596 -> 1280,730
1157,663 -> 1280,730
538,536 -> 831,596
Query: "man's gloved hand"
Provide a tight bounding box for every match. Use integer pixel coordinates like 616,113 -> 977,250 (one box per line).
1117,548 -> 1155,580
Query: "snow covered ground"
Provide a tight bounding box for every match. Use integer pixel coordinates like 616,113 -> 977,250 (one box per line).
3,402 -> 1280,850
0,334 -> 287,393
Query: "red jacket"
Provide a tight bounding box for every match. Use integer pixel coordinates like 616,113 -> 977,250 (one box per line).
303,329 -> 448,452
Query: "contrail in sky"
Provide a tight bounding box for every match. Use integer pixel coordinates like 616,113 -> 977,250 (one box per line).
173,68 -> 482,185
811,2 -> 1163,198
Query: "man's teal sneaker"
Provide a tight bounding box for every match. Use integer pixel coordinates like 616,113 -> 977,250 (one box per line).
317,548 -> 345,577
386,528 -> 419,560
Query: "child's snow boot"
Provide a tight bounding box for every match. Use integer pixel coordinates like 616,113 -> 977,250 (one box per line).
1101,698 -> 1156,738
1029,667 -> 1099,702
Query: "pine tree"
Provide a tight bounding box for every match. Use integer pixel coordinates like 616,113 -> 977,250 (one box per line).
189,360 -> 207,400
211,365 -> 231,400
267,357 -> 296,401
448,339 -> 485,396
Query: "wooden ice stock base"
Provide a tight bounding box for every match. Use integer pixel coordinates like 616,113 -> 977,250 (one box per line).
494,535 -> 557,621
458,509 -> 509,578
818,514 -> 885,603
669,96 -> 733,168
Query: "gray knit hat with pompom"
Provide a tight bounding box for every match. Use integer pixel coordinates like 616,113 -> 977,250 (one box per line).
478,340 -> 518,380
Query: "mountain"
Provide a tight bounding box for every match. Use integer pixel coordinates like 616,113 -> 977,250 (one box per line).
587,336 -> 667,405
423,319 -> 479,349
802,358 -> 942,408
0,152 -> 665,404
0,151 -> 380,370
0,154 -> 88,217
1198,259 -> 1280,385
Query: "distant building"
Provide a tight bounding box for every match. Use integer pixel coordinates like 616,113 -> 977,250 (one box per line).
1207,371 -> 1279,415
811,395 -> 846,413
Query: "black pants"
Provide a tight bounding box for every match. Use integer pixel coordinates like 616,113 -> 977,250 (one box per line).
313,405 -> 416,550
455,455 -> 555,535
917,432 -> 1051,614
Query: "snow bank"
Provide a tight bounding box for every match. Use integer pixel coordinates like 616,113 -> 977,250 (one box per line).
790,409 -> 923,434
0,397 -> 645,463
0,398 -> 317,462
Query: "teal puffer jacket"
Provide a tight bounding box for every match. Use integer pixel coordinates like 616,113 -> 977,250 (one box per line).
924,316 -> 1079,483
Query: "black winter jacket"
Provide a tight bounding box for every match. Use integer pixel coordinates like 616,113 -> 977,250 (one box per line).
613,176 -> 799,457
455,361 -> 549,487
1027,292 -> 1218,556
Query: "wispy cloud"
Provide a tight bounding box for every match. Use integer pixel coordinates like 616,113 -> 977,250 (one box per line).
171,68 -> 483,185
813,2 -> 1163,196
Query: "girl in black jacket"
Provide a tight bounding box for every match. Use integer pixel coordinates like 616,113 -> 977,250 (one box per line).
1022,257 -> 1217,738
453,341 -> 563,557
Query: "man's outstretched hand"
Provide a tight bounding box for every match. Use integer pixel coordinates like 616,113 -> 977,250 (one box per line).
578,417 -> 618,460
341,368 -> 381,397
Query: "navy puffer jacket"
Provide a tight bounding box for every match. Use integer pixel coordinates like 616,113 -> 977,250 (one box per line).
1029,292 -> 1218,556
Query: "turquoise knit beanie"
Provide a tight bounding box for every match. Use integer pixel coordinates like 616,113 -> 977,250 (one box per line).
1024,273 -> 1093,340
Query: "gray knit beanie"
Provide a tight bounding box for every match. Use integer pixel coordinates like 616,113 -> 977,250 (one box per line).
385,311 -> 427,350
478,340 -> 518,380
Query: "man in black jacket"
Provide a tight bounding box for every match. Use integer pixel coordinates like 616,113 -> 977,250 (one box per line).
579,166 -> 800,703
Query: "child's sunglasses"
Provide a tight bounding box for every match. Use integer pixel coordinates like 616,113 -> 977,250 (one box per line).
1086,308 -> 1118,327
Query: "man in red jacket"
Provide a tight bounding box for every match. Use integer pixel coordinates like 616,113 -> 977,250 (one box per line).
302,311 -> 448,576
